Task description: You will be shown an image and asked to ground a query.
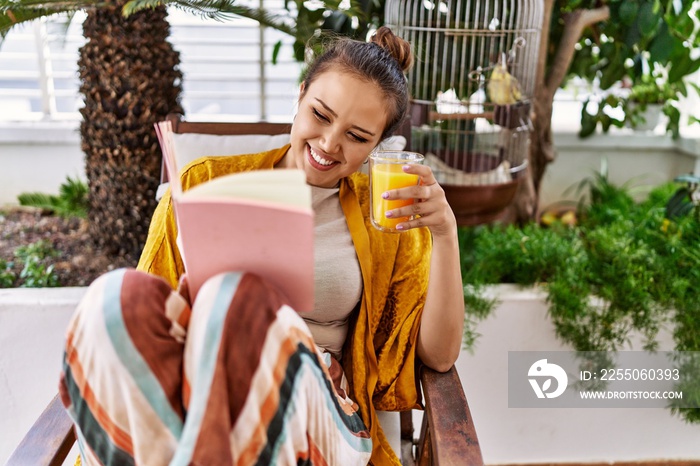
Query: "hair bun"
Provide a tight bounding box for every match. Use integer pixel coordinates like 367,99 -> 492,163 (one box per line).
370,26 -> 414,73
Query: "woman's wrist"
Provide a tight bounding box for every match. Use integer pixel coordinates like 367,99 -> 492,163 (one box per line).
429,215 -> 459,241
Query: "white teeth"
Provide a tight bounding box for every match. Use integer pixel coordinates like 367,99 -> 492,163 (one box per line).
309,147 -> 334,166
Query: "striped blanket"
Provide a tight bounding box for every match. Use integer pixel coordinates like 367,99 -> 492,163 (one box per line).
59,268 -> 372,465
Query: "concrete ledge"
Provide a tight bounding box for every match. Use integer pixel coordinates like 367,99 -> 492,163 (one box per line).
0,286 -> 88,308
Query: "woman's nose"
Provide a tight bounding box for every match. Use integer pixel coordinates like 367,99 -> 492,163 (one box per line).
318,129 -> 340,154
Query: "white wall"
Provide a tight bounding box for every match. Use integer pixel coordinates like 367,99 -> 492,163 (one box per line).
540,132 -> 700,208
1,286 -> 698,464
0,122 -> 84,206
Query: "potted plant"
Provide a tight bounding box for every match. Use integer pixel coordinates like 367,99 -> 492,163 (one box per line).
624,79 -> 676,131
458,167 -> 700,423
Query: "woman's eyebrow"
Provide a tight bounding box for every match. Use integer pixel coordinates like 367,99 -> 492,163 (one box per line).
315,98 -> 376,137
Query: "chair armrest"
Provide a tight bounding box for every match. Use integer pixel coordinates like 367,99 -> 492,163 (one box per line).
420,365 -> 484,466
6,393 -> 76,466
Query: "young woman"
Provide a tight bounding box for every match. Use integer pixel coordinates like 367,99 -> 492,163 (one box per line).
60,27 -> 464,466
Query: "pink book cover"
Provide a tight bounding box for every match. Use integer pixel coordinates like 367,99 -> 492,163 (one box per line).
154,121 -> 315,312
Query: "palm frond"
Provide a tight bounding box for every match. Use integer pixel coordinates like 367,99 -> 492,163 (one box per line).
121,0 -> 164,16
1,0 -> 101,11
162,0 -> 296,36
54,10 -> 78,46
17,192 -> 61,212
1,8 -> 54,37
0,0 -> 101,39
122,0 -> 298,38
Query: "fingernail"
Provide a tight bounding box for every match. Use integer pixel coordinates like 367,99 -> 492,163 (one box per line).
396,224 -> 405,230
382,192 -> 389,199
385,210 -> 393,218
403,165 -> 411,171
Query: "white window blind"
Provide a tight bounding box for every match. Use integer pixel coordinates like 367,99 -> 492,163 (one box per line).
0,0 -> 302,122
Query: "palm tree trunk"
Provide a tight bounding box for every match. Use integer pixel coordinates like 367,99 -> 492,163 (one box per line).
79,2 -> 182,259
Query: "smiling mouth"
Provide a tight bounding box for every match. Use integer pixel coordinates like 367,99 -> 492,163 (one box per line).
308,145 -> 339,169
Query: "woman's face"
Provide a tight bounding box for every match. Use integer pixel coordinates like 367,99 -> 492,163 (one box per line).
287,70 -> 389,188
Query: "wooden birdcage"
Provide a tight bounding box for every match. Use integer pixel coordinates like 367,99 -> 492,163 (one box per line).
386,0 -> 543,225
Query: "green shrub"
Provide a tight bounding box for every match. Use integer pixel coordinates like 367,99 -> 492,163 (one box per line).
18,176 -> 88,218
15,240 -> 60,288
0,259 -> 16,287
460,173 -> 700,423
0,240 -> 61,288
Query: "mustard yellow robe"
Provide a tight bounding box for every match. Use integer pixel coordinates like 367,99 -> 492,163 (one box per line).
137,145 -> 433,466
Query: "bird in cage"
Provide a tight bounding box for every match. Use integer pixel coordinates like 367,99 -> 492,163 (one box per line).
487,53 -> 522,106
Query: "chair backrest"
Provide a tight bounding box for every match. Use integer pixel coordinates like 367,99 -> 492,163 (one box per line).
157,114 -> 292,199
166,113 -> 291,137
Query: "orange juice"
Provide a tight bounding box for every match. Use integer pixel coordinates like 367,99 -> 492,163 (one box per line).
371,163 -> 420,230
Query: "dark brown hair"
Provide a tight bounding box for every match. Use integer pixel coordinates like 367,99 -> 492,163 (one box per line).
300,26 -> 414,141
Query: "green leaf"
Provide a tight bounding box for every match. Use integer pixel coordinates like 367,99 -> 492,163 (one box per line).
122,0 -> 163,16
624,22 -> 642,49
647,22 -> 675,64
663,103 -> 681,139
664,0 -> 695,38
638,2 -> 661,37
618,2 -> 638,25
1,7 -> 80,40
323,10 -> 350,34
166,2 -> 296,36
17,192 -> 60,212
271,39 -> 282,65
599,59 -> 625,90
669,56 -> 700,84
665,187 -> 690,219
293,39 -> 305,63
671,0 -> 682,15
579,102 -> 597,138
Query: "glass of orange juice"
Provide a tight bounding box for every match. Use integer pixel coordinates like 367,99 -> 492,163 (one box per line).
369,150 -> 424,233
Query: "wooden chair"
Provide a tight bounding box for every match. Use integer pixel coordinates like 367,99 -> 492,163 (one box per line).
5,115 -> 483,466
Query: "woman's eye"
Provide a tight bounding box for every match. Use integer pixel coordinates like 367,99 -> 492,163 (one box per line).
312,107 -> 367,143
349,133 -> 368,143
312,108 -> 329,122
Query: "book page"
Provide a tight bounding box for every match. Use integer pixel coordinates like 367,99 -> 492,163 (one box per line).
154,120 -> 182,198
183,169 -> 311,210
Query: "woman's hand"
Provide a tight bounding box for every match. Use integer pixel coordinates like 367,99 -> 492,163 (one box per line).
382,164 -> 457,238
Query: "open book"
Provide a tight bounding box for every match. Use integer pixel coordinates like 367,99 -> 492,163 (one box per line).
154,121 -> 314,312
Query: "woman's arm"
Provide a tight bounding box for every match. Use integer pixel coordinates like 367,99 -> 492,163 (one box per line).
417,227 -> 464,371
382,165 -> 465,372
